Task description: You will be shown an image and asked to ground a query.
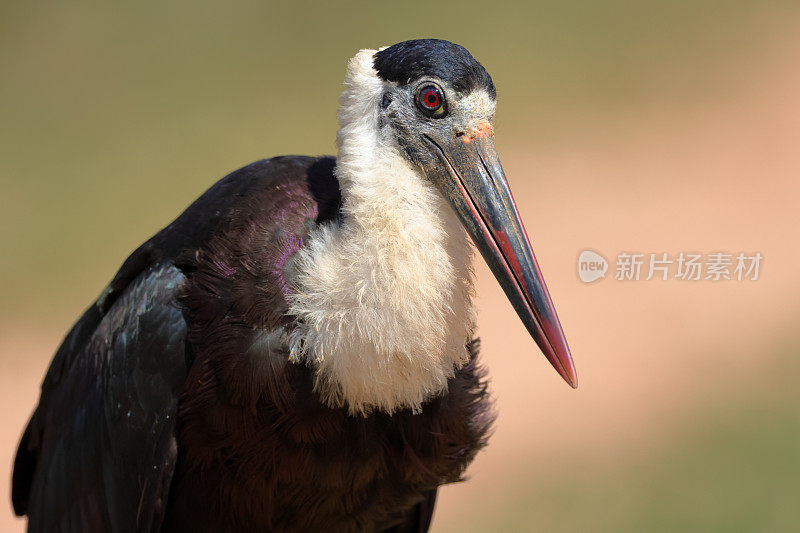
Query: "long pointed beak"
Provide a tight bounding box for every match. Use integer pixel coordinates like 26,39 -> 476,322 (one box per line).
423,130 -> 577,388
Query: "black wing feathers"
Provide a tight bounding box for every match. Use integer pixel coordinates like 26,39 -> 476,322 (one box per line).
22,263 -> 188,532
12,156 -> 340,530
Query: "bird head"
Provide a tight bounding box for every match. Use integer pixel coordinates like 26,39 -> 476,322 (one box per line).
337,39 -> 577,388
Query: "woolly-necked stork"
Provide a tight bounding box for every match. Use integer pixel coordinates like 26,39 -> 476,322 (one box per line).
12,39 -> 576,532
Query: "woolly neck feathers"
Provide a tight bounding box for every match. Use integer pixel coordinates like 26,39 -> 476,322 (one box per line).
285,50 -> 476,415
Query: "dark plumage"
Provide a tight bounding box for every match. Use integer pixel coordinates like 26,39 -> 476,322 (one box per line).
373,39 -> 496,98
13,37 -> 577,532
13,157 -> 493,532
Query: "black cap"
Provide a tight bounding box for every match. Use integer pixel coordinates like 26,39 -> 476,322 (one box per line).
373,39 -> 496,98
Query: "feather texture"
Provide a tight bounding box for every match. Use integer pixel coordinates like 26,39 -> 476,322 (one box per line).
13,41 -> 498,532
287,49 -> 477,414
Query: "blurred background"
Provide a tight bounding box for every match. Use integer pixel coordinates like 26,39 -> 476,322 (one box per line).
2,0 -> 799,530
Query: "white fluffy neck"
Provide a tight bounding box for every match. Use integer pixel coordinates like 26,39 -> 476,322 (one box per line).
286,50 -> 476,415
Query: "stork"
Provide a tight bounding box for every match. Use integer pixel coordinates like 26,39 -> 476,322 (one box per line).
12,39 -> 576,532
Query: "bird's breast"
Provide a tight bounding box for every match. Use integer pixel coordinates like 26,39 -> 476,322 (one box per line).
169,340 -> 493,532
284,155 -> 478,414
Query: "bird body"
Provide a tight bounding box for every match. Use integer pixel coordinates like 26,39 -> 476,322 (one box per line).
13,39 -> 575,532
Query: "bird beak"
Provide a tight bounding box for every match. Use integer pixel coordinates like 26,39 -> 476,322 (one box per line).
422,130 -> 578,388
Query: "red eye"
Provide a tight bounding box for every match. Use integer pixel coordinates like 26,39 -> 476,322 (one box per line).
416,83 -> 446,116
421,88 -> 440,109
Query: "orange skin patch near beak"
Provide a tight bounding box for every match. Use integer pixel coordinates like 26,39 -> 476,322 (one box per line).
460,122 -> 494,144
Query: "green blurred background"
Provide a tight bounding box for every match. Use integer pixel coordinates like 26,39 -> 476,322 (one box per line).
2,1 -> 799,531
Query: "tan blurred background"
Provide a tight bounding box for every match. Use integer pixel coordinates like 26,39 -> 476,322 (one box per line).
2,1 -> 799,531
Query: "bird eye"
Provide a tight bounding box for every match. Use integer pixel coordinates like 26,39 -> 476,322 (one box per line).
415,83 -> 446,118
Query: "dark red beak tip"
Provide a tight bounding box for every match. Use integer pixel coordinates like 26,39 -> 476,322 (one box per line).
540,328 -> 578,389
562,364 -> 579,389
